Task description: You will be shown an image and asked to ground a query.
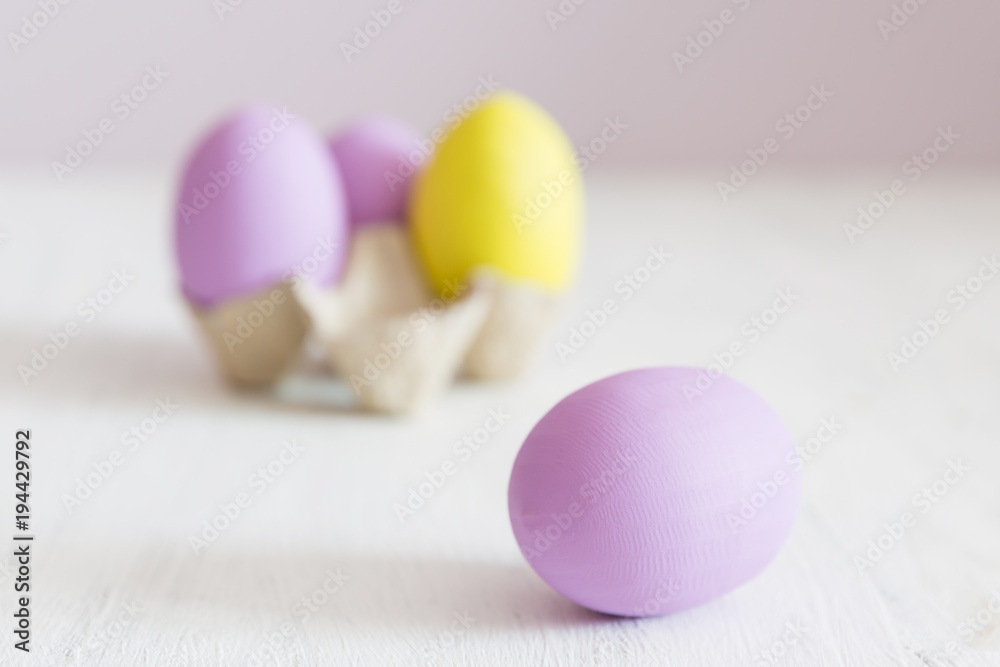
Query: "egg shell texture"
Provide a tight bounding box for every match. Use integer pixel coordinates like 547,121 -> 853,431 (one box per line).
508,367 -> 800,617
330,116 -> 421,226
176,105 -> 347,307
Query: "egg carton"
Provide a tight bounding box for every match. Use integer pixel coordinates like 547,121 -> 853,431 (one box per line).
177,93 -> 578,414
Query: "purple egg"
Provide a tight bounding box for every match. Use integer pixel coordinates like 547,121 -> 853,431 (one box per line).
175,104 -> 348,307
508,367 -> 800,617
329,116 -> 422,227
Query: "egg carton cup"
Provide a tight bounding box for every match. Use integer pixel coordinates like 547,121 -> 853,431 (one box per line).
294,223 -> 491,413
460,270 -> 562,381
188,282 -> 309,387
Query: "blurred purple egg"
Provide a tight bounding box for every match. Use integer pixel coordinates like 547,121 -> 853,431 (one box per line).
329,116 -> 422,226
175,104 -> 348,307
508,367 -> 800,617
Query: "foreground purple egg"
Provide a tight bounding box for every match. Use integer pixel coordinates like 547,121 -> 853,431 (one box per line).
508,367 -> 800,617
329,116 -> 421,226
176,104 -> 347,307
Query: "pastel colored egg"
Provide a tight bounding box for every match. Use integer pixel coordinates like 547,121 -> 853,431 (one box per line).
508,367 -> 800,617
411,92 -> 582,295
175,104 -> 348,307
329,116 -> 421,226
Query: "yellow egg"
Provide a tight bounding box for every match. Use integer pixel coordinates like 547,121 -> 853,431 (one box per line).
411,92 -> 583,294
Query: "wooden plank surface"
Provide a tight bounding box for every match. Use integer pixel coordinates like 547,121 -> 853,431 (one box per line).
0,167 -> 997,666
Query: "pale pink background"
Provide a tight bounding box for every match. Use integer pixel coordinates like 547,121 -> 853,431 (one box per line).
1,0 -> 998,172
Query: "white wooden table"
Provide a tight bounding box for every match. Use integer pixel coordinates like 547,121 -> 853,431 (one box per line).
0,166 -> 998,666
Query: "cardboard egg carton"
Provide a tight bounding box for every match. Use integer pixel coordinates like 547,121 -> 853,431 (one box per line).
293,223 -> 561,413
